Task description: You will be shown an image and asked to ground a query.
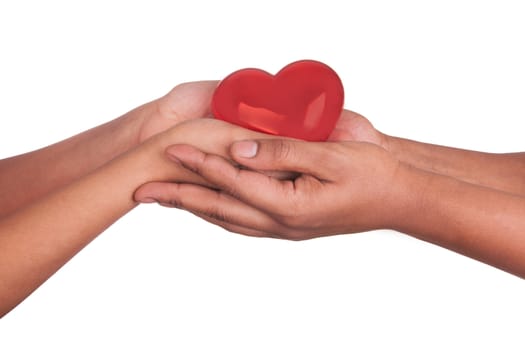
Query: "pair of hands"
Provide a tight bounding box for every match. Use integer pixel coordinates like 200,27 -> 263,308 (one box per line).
136,81 -> 403,240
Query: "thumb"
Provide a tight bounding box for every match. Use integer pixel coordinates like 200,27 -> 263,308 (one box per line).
161,80 -> 218,121
230,139 -> 333,179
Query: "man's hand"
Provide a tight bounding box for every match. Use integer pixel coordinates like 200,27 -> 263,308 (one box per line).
135,137 -> 404,240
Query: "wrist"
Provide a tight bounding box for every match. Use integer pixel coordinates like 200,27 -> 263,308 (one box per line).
125,99 -> 166,146
381,134 -> 412,168
127,124 -> 211,190
380,133 -> 397,154
382,162 -> 432,232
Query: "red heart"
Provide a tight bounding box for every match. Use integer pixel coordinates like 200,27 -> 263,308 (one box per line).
211,60 -> 344,141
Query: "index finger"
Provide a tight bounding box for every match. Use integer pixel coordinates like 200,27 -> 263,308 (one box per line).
167,144 -> 298,217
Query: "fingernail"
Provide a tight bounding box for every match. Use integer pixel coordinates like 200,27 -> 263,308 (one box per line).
233,140 -> 258,158
138,197 -> 157,204
165,151 -> 182,165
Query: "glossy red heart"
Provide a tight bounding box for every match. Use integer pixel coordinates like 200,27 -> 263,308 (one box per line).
211,60 -> 344,141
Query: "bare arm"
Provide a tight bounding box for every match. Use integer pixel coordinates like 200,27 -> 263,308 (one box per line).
394,163 -> 525,277
330,110 -> 525,196
385,135 -> 525,196
0,81 -> 217,218
0,110 -> 144,218
0,118 -> 268,317
0,140 -> 153,317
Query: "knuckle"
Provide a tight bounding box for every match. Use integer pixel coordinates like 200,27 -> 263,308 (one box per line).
189,152 -> 220,177
206,168 -> 240,200
191,152 -> 212,175
264,222 -> 289,239
278,213 -> 303,228
205,208 -> 229,223
156,184 -> 184,208
275,208 -> 307,229
269,182 -> 302,217
203,191 -> 232,223
166,198 -> 183,208
224,169 -> 243,199
270,139 -> 295,163
226,186 -> 241,201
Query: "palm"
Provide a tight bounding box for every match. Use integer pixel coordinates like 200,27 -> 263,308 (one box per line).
328,110 -> 386,148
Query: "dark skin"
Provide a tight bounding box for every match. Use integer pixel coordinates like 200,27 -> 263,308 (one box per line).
136,110 -> 525,278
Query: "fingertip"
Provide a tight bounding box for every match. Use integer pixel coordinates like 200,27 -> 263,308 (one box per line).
165,144 -> 202,164
137,197 -> 157,204
133,184 -> 156,203
134,182 -> 184,207
169,80 -> 219,95
164,145 -> 183,164
166,81 -> 220,119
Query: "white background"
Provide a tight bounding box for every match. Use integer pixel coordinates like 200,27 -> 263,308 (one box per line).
1,1 -> 524,349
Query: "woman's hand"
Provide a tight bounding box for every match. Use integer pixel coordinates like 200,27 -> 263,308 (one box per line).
137,81 -> 217,142
0,81 -> 218,219
0,118 -> 274,317
328,110 -> 388,148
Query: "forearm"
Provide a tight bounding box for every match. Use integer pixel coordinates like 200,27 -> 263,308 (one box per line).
385,135 -> 525,196
0,102 -> 153,218
0,119 -> 264,316
0,126 -> 201,317
0,141 -> 158,317
393,164 -> 525,278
